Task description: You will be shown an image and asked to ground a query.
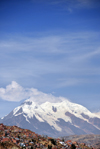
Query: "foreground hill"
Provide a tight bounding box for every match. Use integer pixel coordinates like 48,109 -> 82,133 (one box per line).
0,98 -> 100,137
0,123 -> 98,149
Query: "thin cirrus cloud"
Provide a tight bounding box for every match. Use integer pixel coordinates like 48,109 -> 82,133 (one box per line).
0,31 -> 99,54
0,31 -> 100,88
35,0 -> 100,7
39,0 -> 100,10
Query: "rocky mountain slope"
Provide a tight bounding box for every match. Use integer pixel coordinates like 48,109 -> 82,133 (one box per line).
63,134 -> 100,149
0,99 -> 100,137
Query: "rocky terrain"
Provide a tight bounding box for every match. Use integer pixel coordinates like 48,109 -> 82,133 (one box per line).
0,123 -> 97,149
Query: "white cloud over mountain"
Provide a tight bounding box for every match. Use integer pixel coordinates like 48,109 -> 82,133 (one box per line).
0,81 -> 27,102
0,81 -> 64,103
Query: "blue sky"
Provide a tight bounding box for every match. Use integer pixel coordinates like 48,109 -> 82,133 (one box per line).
0,0 -> 100,117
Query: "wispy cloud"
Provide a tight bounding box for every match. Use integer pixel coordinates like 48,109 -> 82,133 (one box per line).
77,0 -> 100,8
0,31 -> 100,88
33,0 -> 100,12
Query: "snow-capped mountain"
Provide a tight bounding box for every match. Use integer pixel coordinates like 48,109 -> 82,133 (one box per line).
0,99 -> 100,137
94,112 -> 100,117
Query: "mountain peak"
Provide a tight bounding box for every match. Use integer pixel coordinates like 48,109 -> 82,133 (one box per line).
1,99 -> 100,137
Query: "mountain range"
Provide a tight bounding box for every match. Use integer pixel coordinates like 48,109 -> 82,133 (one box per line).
0,99 -> 100,137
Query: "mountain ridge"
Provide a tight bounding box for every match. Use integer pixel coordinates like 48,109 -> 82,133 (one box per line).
0,99 -> 100,137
